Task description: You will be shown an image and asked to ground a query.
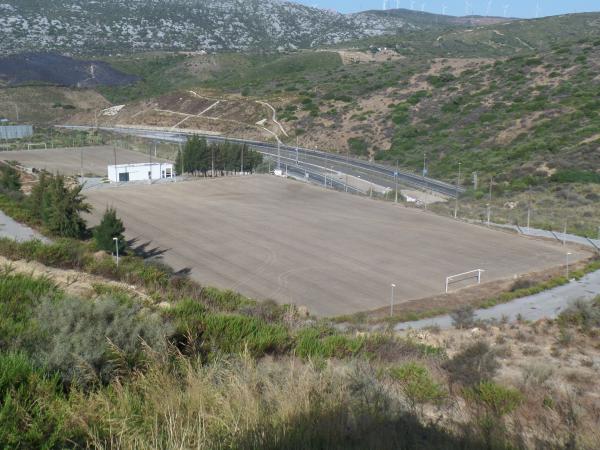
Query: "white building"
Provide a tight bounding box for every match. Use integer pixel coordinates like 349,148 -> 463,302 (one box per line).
107,162 -> 174,183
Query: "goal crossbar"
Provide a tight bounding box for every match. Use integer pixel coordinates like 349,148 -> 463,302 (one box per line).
26,142 -> 47,150
445,269 -> 484,293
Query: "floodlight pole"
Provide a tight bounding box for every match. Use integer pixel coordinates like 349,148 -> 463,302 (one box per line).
277,140 -> 281,170
487,176 -> 492,227
390,283 -> 396,317
454,162 -> 461,219
113,237 -> 120,268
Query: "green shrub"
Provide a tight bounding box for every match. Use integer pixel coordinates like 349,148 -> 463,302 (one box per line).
450,305 -> 476,329
202,314 -> 290,357
93,207 -> 126,254
465,381 -> 523,449
0,352 -> 77,448
390,362 -> 446,411
557,298 -> 600,331
443,341 -> 499,387
347,137 -> 369,156
294,326 -> 364,359
33,296 -> 173,386
427,73 -> 456,88
550,169 -> 600,184
0,165 -> 21,192
467,381 -> 522,417
0,272 -> 60,351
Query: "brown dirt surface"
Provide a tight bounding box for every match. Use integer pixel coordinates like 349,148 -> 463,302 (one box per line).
0,255 -> 147,300
83,175 -> 589,317
0,146 -> 171,177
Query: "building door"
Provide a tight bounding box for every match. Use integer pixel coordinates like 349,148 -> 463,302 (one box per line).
119,172 -> 129,182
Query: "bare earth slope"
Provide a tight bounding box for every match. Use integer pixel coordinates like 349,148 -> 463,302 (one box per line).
84,176 -> 588,316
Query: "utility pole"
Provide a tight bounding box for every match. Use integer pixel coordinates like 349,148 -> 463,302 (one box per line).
487,176 -> 492,227
113,146 -> 118,183
80,147 -> 83,184
390,283 -> 396,317
394,160 -> 399,204
277,140 -> 281,170
211,146 -> 215,177
179,141 -> 183,179
240,145 -> 244,175
113,238 -> 120,268
454,162 -> 461,219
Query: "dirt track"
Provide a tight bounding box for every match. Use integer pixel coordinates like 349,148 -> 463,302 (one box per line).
84,176 -> 589,316
0,146 -> 170,177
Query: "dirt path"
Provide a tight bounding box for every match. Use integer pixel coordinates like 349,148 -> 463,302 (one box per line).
0,254 -> 148,300
255,100 -> 288,137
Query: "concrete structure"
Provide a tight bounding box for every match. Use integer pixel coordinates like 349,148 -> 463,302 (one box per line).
107,162 -> 174,183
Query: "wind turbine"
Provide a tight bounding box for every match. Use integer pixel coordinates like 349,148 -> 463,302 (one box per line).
442,3 -> 447,15
503,3 -> 510,17
486,0 -> 493,16
535,0 -> 541,18
410,0 -> 415,10
421,2 -> 426,12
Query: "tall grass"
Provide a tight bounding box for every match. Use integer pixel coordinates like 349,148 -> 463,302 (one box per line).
72,353 -> 473,450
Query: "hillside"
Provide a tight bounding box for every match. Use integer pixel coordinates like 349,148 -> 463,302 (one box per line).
0,53 -> 139,87
0,236 -> 599,449
0,1 -> 475,55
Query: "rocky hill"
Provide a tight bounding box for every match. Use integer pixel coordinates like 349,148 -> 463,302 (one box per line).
0,0 -> 479,55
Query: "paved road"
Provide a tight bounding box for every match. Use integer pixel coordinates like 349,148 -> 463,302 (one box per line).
0,210 -> 48,242
59,125 -> 462,198
395,269 -> 600,330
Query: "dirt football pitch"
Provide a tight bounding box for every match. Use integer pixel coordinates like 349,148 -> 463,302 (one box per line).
83,176 -> 590,316
0,146 -> 170,177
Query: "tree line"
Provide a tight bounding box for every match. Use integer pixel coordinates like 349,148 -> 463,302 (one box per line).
175,136 -> 263,176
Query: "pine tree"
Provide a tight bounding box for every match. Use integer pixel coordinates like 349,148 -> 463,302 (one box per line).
93,207 -> 126,254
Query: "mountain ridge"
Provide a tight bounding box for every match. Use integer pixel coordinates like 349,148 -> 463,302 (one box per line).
0,0 -> 502,55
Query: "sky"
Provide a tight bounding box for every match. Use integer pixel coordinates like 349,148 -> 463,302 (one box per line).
295,1 -> 600,17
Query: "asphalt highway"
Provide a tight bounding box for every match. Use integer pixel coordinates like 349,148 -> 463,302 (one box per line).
60,125 -> 463,198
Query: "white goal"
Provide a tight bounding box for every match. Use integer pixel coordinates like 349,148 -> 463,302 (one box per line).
26,142 -> 47,150
445,269 -> 484,293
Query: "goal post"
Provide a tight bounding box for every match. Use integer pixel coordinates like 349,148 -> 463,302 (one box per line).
26,142 -> 47,150
445,269 -> 484,293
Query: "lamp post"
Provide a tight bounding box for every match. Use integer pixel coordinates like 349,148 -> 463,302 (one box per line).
394,160 -> 399,204
113,237 -> 120,268
454,162 -> 461,219
566,252 -> 572,280
390,283 -> 396,317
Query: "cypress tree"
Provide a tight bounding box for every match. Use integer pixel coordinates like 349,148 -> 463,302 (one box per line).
93,207 -> 126,253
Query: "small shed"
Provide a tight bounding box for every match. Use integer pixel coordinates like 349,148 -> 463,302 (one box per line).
107,162 -> 174,183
